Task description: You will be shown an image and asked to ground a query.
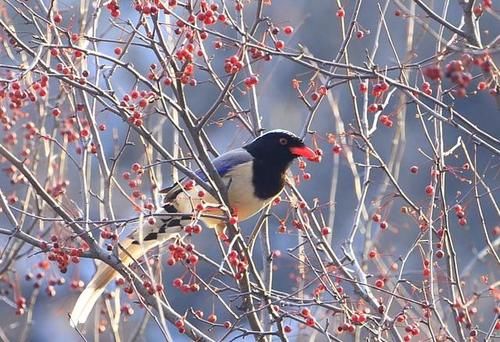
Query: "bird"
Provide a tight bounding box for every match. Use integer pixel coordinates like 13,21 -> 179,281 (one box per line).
69,129 -> 317,327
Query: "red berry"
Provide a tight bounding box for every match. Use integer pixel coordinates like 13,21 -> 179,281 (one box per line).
80,129 -> 89,138
380,82 -> 389,92
379,114 -> 389,124
244,75 -> 259,88
53,13 -> 63,23
163,77 -> 172,86
305,317 -> 316,327
188,255 -> 199,265
332,144 -> 342,154
275,40 -> 285,50
172,278 -> 183,288
368,103 -> 379,113
114,47 -> 122,55
192,224 -> 202,234
359,82 -> 368,93
283,26 -> 294,35
336,8 -> 345,17
375,279 -> 385,288
52,108 -> 61,117
425,185 -> 434,196
229,216 -> 238,225
207,314 -> 217,323
131,163 -> 142,172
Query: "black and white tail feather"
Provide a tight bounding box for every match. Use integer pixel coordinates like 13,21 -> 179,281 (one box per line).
69,197 -> 189,327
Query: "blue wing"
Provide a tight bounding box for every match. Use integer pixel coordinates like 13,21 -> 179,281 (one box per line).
160,148 -> 253,199
195,148 -> 253,181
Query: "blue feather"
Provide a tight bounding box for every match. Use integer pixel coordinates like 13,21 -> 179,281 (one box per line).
195,148 -> 253,181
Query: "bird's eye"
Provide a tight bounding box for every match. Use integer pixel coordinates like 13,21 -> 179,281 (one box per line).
279,137 -> 288,145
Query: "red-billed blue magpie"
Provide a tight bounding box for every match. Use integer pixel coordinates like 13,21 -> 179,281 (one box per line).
70,130 -> 317,327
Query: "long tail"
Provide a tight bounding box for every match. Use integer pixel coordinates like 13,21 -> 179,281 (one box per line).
70,204 -> 186,327
69,238 -> 144,327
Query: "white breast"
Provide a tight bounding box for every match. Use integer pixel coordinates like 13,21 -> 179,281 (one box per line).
225,161 -> 270,220
172,161 -> 272,228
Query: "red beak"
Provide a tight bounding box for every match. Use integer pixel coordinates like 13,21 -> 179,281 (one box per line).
290,146 -> 318,162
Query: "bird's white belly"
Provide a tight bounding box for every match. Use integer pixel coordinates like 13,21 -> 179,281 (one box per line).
172,161 -> 272,228
225,161 -> 270,220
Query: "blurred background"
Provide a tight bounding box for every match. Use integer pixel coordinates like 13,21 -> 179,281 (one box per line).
0,0 -> 498,341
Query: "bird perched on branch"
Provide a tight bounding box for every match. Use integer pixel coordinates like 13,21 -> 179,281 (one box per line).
69,129 -> 318,327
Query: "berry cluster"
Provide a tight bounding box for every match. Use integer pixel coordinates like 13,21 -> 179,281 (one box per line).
312,283 -> 326,298
298,159 -> 312,181
227,249 -> 249,281
121,90 -> 156,127
46,235 -> 88,273
175,317 -> 187,334
351,310 -> 368,325
244,75 -> 259,88
166,242 -> 199,267
120,303 -> 135,316
453,204 -> 467,226
121,162 -> 157,215
337,322 -> 355,334
15,296 -> 26,316
100,228 -> 119,251
105,0 -> 120,17
46,179 -> 69,198
142,279 -> 165,296
402,323 -> 421,340
224,55 -> 244,74
300,308 -> 317,327
372,213 -> 388,230
123,162 -> 145,200
367,81 -> 392,126
19,259 -> 81,315
424,53 -> 495,98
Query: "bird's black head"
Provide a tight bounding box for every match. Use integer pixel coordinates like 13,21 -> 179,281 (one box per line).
243,130 -> 317,166
243,129 -> 318,200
